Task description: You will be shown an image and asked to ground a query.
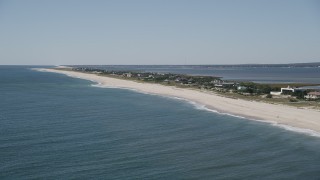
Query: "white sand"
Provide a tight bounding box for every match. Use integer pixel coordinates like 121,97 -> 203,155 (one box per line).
37,68 -> 320,133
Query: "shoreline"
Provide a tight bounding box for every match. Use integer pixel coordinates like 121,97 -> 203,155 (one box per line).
35,68 -> 320,134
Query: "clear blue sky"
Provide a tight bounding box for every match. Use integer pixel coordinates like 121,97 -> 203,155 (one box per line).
0,0 -> 319,65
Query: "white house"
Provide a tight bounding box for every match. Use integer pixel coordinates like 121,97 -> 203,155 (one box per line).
305,92 -> 320,100
237,86 -> 247,91
214,82 -> 235,88
123,73 -> 132,77
280,86 -> 295,94
270,91 -> 282,95
270,86 -> 301,96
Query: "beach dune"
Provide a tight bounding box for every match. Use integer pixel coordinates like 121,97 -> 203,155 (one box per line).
37,68 -> 320,133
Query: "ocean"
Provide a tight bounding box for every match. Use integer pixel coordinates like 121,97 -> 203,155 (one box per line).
1,66 -> 320,179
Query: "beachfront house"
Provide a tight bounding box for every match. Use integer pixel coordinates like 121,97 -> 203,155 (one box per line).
175,77 -> 188,84
305,91 -> 320,100
270,86 -> 304,95
237,86 -> 247,91
214,82 -> 235,88
91,71 -> 102,74
280,86 -> 295,94
123,73 -> 132,77
270,91 -> 282,95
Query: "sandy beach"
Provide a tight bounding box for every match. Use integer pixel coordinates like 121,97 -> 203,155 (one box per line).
36,68 -> 320,133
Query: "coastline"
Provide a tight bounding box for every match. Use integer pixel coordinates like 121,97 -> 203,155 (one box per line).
36,68 -> 320,134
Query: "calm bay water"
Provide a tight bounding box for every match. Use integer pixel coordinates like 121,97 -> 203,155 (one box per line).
1,66 -> 320,179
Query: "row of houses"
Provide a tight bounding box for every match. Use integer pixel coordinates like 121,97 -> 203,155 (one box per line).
270,86 -> 320,100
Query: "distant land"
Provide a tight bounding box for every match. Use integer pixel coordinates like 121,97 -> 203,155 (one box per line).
204,62 -> 320,68
67,62 -> 320,68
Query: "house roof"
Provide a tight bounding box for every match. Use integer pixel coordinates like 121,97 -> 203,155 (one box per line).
308,91 -> 320,96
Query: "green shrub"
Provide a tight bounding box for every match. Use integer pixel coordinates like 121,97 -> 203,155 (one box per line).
266,94 -> 272,98
289,98 -> 298,102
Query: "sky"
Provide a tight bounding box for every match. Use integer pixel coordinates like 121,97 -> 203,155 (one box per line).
0,0 -> 319,65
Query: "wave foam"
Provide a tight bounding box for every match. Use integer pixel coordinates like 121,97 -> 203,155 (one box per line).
167,96 -> 246,119
91,83 -> 320,138
186,100 -> 320,137
146,94 -> 320,138
270,123 -> 320,137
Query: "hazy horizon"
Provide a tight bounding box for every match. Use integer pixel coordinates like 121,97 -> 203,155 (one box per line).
0,0 -> 319,65
1,61 -> 320,67
1,61 -> 320,66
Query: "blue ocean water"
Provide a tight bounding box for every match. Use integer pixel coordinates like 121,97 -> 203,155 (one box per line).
1,66 -> 320,179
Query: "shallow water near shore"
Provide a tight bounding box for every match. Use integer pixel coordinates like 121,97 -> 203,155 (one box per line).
1,66 -> 320,179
